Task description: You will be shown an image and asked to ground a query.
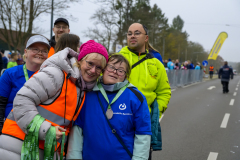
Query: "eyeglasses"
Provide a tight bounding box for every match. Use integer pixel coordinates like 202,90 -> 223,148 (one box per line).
105,64 -> 126,76
55,25 -> 68,30
28,48 -> 48,56
127,31 -> 147,37
85,60 -> 103,73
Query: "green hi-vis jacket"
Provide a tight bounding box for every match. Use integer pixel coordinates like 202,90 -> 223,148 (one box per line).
119,46 -> 171,117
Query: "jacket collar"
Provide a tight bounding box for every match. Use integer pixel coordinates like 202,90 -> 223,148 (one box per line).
127,47 -> 148,56
93,76 -> 134,92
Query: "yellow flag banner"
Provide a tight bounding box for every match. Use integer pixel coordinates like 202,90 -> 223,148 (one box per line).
208,32 -> 228,60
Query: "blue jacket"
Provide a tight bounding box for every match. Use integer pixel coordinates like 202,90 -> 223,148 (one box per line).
195,65 -> 200,70
149,49 -> 163,64
187,63 -> 194,70
0,65 -> 34,118
218,65 -> 233,81
167,61 -> 174,70
74,84 -> 152,160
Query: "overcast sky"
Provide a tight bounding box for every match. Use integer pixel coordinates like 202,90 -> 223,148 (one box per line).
38,0 -> 240,62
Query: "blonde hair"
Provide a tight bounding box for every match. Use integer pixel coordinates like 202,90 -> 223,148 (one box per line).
74,53 -> 107,69
23,54 -> 26,61
146,41 -> 160,53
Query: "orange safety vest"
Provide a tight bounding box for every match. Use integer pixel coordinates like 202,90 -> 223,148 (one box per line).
48,47 -> 55,58
209,66 -> 214,71
2,72 -> 85,150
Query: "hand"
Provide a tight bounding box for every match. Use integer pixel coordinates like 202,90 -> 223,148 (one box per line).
55,126 -> 66,140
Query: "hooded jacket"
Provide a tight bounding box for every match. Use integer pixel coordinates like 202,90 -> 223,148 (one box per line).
119,46 -> 171,117
0,48 -> 92,159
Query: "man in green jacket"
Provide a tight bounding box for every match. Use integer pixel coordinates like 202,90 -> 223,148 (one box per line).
119,23 -> 171,117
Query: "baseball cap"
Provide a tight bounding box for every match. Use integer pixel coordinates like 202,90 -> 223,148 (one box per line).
54,18 -> 69,27
26,35 -> 50,50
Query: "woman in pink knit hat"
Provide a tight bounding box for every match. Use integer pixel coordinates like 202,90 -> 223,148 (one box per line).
0,36 -> 109,159
76,40 -> 108,84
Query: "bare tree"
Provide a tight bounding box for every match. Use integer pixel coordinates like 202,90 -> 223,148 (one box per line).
84,8 -> 116,52
0,0 -> 80,54
93,0 -> 134,46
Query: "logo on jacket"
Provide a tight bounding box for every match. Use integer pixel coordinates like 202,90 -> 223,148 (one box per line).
119,103 -> 126,110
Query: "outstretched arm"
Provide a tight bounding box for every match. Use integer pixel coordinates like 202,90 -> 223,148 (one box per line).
13,67 -> 64,139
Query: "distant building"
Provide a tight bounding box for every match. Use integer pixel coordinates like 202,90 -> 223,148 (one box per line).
0,28 -> 48,56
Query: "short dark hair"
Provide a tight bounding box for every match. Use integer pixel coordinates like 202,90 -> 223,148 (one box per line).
107,54 -> 131,78
0,49 -> 4,53
224,61 -> 228,65
11,53 -> 18,58
55,33 -> 80,53
142,24 -> 148,35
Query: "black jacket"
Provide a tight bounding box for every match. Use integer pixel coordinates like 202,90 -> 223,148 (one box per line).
49,36 -> 56,48
218,65 -> 233,81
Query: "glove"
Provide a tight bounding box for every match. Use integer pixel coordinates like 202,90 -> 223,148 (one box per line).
0,96 -> 8,134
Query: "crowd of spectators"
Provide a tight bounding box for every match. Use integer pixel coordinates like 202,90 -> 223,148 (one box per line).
163,59 -> 202,71
0,50 -> 24,75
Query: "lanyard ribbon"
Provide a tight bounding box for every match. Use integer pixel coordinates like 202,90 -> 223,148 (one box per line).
21,114 -> 65,160
97,83 -> 129,110
23,64 -> 29,81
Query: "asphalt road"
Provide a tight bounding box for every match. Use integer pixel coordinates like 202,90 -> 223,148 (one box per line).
153,76 -> 240,160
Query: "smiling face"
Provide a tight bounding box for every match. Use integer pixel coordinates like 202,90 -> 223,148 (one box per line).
53,22 -> 70,42
79,53 -> 106,83
24,43 -> 48,65
102,60 -> 127,85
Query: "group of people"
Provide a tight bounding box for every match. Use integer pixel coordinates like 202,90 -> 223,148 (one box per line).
163,59 -> 202,70
0,50 -> 24,73
0,18 -> 171,160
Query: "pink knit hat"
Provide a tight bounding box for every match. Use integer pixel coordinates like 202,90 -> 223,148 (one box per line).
78,40 -> 108,62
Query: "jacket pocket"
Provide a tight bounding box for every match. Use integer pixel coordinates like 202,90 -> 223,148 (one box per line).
148,64 -> 158,78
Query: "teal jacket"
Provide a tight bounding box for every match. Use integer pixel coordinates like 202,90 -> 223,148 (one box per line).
150,99 -> 162,150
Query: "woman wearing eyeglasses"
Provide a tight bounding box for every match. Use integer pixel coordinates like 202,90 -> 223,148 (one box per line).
0,35 -> 50,135
0,38 -> 108,160
67,54 -> 151,160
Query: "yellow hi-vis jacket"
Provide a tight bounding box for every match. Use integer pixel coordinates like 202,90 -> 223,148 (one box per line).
119,46 -> 171,117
